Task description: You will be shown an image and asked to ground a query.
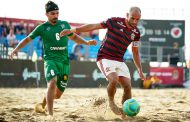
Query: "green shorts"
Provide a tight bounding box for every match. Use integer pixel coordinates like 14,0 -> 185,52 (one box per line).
44,60 -> 70,92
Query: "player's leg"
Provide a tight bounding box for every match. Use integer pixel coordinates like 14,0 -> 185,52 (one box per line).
54,87 -> 63,99
35,62 -> 69,114
41,60 -> 59,115
115,63 -> 132,119
117,62 -> 132,104
35,90 -> 59,113
37,81 -> 63,110
106,72 -> 118,101
118,76 -> 132,120
97,59 -> 121,115
118,76 -> 132,104
55,63 -> 70,99
46,76 -> 57,116
35,77 -> 64,114
106,72 -> 122,115
42,84 -> 63,106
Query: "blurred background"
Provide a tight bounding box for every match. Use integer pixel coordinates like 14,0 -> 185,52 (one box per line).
0,0 -> 190,89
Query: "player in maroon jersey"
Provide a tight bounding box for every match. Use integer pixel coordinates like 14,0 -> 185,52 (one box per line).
60,7 -> 146,118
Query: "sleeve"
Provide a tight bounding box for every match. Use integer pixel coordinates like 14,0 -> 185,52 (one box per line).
100,17 -> 114,29
132,30 -> 141,47
64,21 -> 73,37
28,25 -> 42,39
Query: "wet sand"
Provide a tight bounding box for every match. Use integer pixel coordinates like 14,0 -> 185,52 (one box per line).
0,88 -> 190,122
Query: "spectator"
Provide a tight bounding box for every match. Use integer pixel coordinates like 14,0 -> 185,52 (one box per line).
70,43 -> 84,60
0,25 -> 3,37
0,32 -> 9,58
15,20 -> 26,35
7,29 -> 18,48
1,20 -> 10,36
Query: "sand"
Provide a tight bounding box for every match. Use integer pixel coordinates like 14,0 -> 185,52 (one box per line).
0,88 -> 190,122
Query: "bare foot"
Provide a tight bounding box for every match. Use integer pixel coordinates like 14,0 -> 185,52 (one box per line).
34,103 -> 46,113
109,100 -> 122,115
47,115 -> 55,122
121,114 -> 127,120
119,108 -> 127,120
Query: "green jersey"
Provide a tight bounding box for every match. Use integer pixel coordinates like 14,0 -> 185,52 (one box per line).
29,20 -> 72,64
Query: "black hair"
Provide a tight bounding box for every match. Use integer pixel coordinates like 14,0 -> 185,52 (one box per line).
45,1 -> 59,13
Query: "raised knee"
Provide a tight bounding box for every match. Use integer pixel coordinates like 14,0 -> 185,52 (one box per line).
54,94 -> 61,99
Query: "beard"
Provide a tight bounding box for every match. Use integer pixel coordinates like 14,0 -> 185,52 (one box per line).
51,18 -> 58,24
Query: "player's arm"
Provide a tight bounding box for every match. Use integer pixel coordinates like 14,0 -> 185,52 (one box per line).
9,37 -> 32,59
68,33 -> 97,46
131,41 -> 145,80
60,23 -> 103,37
9,24 -> 41,60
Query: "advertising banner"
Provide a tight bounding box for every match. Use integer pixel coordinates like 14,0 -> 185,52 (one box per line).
150,67 -> 184,85
0,59 -> 149,88
0,59 -> 44,87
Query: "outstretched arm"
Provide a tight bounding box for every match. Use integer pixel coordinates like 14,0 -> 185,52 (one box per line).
131,42 -> 146,80
72,23 -> 103,32
60,23 -> 103,37
9,37 -> 32,59
68,33 -> 97,46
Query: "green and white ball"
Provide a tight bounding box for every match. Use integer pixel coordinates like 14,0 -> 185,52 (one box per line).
122,98 -> 140,116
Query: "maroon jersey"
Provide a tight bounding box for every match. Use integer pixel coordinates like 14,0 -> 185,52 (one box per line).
97,17 -> 140,62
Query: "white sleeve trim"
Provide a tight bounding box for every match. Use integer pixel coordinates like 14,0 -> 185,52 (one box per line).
132,41 -> 141,47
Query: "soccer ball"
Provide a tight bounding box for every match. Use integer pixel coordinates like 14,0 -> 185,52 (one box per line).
122,98 -> 140,116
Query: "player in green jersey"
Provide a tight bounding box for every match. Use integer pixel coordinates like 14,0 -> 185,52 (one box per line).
9,1 -> 96,117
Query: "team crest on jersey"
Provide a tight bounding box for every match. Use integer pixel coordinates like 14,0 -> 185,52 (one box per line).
63,74 -> 68,81
61,24 -> 65,29
46,27 -> 50,31
131,33 -> 135,40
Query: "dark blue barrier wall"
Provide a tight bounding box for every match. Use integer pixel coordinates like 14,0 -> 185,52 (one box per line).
0,59 -> 149,88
